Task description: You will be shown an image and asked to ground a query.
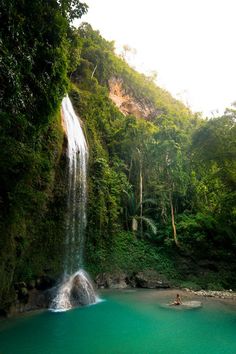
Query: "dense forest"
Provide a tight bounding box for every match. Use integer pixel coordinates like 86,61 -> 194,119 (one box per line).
0,0 -> 236,313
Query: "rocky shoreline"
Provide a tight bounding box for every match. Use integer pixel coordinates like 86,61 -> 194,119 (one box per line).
95,271 -> 236,300
184,288 -> 236,300
2,269 -> 236,318
95,270 -> 236,303
95,270 -> 170,289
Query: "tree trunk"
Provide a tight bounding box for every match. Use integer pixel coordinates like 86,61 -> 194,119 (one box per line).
169,191 -> 179,247
140,157 -> 143,237
132,217 -> 138,231
128,157 -> 133,182
136,148 -> 143,237
91,64 -> 97,79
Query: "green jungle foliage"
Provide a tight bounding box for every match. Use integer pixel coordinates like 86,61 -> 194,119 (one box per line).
0,0 -> 87,309
0,3 -> 236,312
70,23 -> 236,289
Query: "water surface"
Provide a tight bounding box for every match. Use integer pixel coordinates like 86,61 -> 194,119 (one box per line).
0,289 -> 236,354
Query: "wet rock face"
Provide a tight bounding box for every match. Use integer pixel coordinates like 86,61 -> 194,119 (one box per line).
70,274 -> 96,306
8,288 -> 51,315
50,270 -> 98,311
7,276 -> 56,315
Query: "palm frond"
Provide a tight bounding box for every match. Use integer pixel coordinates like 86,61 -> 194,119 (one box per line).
137,216 -> 157,235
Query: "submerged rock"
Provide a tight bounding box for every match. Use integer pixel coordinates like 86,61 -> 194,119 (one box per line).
161,300 -> 202,310
181,301 -> 202,308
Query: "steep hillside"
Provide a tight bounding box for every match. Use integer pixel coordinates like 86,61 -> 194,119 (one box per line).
69,24 -> 236,290
1,9 -> 236,314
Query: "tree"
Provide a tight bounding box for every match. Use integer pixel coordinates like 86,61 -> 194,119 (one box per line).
189,110 -> 236,254
59,0 -> 88,21
148,122 -> 191,247
123,191 -> 157,237
121,44 -> 137,63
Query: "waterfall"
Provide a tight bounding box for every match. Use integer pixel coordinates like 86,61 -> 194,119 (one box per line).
50,95 -> 98,311
62,94 -> 88,273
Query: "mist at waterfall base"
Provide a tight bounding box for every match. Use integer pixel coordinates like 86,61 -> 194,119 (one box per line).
1,290 -> 236,354
50,96 -> 97,311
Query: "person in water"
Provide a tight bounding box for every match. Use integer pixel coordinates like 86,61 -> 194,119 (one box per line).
170,293 -> 182,306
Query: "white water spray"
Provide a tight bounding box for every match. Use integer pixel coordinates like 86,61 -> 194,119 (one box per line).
50,270 -> 97,312
50,95 -> 98,311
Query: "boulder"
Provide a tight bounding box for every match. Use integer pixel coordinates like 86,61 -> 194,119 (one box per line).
70,273 -> 96,306
24,289 -> 49,311
134,270 -> 170,289
9,288 -> 50,314
96,270 -> 170,289
96,272 -> 128,289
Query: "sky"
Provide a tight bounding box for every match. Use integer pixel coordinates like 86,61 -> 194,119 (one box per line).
75,0 -> 236,117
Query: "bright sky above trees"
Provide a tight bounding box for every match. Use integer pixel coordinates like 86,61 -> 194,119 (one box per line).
76,0 -> 236,117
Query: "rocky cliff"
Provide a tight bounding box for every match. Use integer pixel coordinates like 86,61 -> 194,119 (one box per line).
108,77 -> 158,120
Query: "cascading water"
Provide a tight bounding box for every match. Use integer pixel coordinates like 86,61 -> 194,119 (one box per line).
50,95 -> 97,311
62,94 -> 88,273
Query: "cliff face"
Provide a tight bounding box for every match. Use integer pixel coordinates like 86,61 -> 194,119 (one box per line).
108,77 -> 158,120
0,111 -> 68,313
